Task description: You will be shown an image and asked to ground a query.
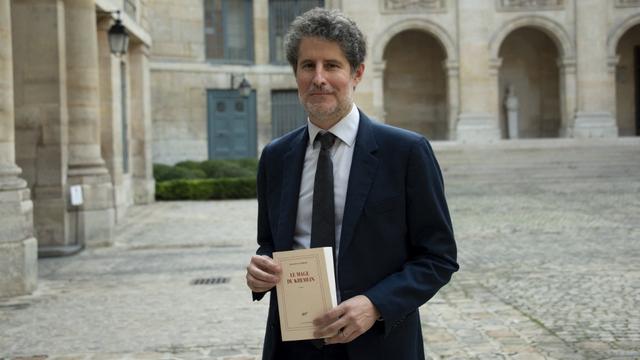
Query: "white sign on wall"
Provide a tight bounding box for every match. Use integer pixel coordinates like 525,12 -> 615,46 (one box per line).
70,185 -> 84,206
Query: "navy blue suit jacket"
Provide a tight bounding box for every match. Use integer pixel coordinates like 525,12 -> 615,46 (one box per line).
254,110 -> 458,360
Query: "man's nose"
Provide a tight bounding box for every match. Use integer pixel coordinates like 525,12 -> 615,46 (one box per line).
312,66 -> 327,86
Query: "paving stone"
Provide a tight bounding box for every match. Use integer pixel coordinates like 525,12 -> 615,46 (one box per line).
1,141 -> 639,359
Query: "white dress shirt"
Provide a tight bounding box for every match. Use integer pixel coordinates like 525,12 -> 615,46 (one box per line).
292,103 -> 359,260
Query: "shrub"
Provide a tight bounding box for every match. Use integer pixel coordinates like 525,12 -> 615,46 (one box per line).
153,159 -> 258,200
153,164 -> 173,182
168,167 -> 206,181
234,158 -> 259,171
174,160 -> 203,171
155,177 -> 256,200
199,160 -> 255,179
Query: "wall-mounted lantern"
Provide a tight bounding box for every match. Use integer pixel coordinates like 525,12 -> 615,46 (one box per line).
108,10 -> 129,56
231,73 -> 252,97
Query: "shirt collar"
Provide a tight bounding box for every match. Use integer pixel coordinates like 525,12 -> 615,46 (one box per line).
307,103 -> 359,148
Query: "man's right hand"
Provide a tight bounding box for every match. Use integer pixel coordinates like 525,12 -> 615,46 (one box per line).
246,255 -> 282,293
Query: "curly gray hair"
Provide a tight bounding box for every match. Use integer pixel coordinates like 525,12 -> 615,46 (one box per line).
284,8 -> 367,74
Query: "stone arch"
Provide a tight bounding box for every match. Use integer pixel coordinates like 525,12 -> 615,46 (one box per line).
489,15 -> 574,61
497,27 -> 562,138
372,18 -> 457,64
607,12 -> 640,58
609,13 -> 640,136
488,16 -> 575,139
370,18 -> 459,139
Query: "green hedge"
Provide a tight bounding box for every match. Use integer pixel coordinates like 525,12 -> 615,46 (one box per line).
154,164 -> 207,182
154,159 -> 257,181
154,159 -> 258,200
199,160 -> 255,179
155,177 -> 257,200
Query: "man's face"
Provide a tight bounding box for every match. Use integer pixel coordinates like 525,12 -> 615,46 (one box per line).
295,37 -> 364,129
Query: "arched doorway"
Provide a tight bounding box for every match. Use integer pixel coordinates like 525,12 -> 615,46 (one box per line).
383,30 -> 448,140
615,24 -> 640,136
498,27 -> 561,138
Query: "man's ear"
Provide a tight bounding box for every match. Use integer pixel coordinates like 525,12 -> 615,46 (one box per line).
353,63 -> 365,87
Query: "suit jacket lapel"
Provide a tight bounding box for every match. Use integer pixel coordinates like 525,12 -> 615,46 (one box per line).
339,112 -> 379,261
275,128 -> 308,251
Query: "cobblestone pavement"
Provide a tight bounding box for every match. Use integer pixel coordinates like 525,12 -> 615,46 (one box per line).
1,143 -> 639,359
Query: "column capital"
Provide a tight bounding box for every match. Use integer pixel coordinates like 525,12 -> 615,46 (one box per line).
442,60 -> 459,76
557,56 -> 577,73
371,60 -> 387,73
607,55 -> 620,74
488,57 -> 503,77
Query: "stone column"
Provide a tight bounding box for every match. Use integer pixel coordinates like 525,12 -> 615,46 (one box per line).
12,0 -> 72,254
65,0 -> 115,247
97,14 -> 129,223
455,0 -> 501,142
129,43 -> 155,204
573,0 -> 618,137
253,0 -> 268,65
371,60 -> 386,122
558,57 -> 577,137
444,60 -> 460,140
0,0 -> 37,297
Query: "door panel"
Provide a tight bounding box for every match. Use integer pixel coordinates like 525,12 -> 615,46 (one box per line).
207,90 -> 256,159
271,90 -> 307,138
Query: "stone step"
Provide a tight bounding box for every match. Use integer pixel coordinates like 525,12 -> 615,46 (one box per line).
430,138 -> 640,181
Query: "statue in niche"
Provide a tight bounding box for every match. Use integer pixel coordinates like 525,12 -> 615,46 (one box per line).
505,84 -> 519,139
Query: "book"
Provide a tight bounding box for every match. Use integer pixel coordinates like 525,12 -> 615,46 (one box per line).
273,247 -> 338,341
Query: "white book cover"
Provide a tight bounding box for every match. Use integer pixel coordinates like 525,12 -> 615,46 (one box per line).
273,247 -> 338,341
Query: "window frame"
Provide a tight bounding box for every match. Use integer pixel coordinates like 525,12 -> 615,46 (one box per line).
204,0 -> 255,64
268,0 -> 324,65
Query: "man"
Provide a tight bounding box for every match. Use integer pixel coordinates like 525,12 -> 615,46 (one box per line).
246,8 -> 458,360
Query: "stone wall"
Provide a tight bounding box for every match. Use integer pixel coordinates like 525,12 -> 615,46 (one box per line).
147,0 -> 640,164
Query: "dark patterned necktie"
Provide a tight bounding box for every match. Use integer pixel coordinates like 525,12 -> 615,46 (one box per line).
310,132 -> 336,251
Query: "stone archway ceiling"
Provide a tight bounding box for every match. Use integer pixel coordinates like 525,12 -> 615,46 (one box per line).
383,30 -> 449,140
498,27 -> 561,139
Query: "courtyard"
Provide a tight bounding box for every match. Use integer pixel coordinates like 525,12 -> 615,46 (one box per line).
0,139 -> 639,360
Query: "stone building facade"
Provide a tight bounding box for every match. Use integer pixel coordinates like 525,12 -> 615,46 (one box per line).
1,0 -> 155,297
149,0 -> 640,165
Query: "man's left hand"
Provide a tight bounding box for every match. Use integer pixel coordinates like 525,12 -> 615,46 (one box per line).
313,295 -> 381,344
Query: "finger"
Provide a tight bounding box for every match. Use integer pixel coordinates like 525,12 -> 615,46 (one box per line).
340,326 -> 359,343
246,272 -> 276,292
314,315 -> 347,338
324,327 -> 356,344
248,261 -> 281,284
251,255 -> 282,274
313,305 -> 345,327
248,265 -> 279,284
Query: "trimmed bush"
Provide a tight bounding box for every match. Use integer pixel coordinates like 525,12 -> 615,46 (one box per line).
153,159 -> 258,200
234,158 -> 259,171
199,160 -> 255,179
157,166 -> 207,182
174,160 -> 203,171
153,164 -> 173,182
156,177 -> 256,200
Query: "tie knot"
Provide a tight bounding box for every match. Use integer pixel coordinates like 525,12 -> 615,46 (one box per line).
316,132 -> 336,151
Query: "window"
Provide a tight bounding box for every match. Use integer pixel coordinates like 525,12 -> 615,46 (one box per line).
204,0 -> 254,63
271,90 -> 307,138
269,0 -> 324,64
